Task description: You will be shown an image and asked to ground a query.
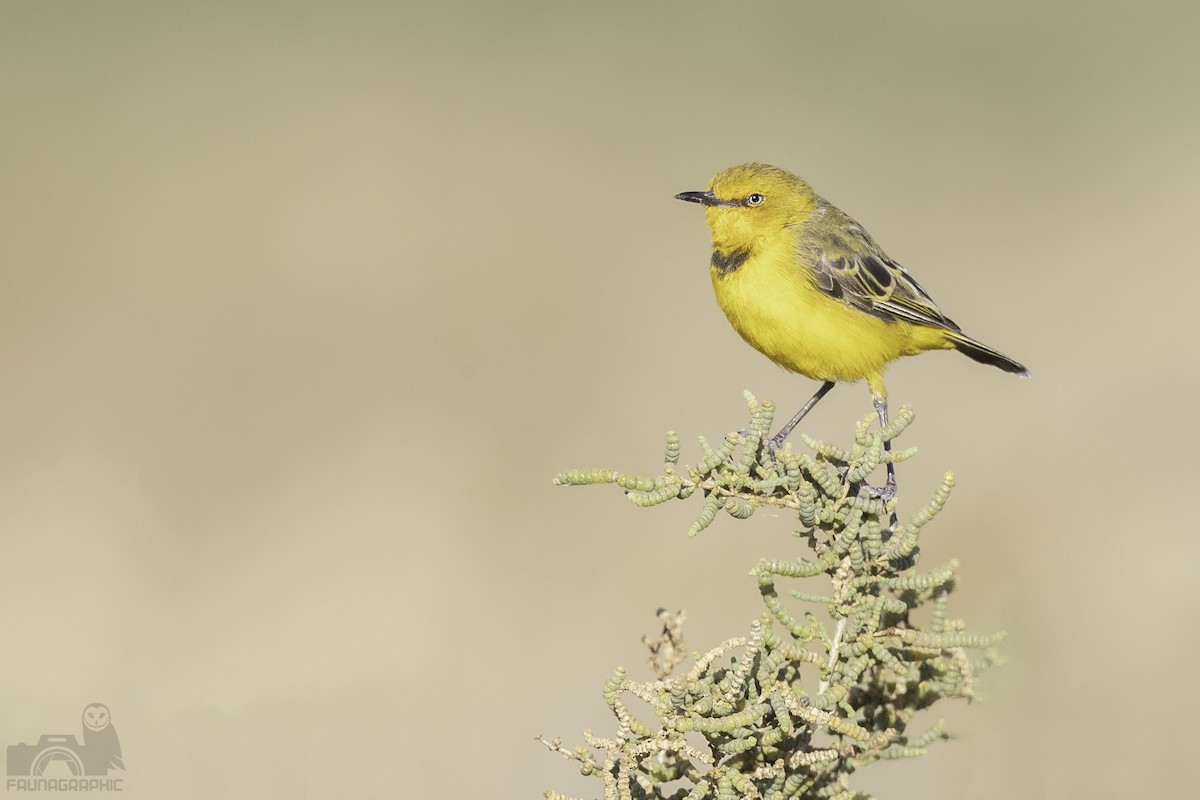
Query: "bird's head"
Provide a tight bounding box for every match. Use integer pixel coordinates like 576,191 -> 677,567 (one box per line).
675,163 -> 816,251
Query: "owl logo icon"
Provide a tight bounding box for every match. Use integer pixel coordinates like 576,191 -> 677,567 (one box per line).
6,703 -> 124,777
81,703 -> 123,774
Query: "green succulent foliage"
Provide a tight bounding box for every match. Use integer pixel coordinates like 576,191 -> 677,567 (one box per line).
544,392 -> 1003,800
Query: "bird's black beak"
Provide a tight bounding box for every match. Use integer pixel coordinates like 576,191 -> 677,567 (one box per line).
674,190 -> 723,207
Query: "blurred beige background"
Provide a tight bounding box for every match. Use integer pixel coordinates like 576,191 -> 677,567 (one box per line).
1,1 -> 1197,797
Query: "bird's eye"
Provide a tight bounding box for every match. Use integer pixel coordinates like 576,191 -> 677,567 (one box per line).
746,193 -> 765,206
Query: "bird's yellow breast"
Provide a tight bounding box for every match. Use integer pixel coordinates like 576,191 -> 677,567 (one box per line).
710,233 -> 930,388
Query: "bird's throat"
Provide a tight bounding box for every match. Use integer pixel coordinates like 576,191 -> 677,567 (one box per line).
711,247 -> 751,275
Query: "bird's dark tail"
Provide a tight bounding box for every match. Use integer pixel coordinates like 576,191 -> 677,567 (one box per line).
948,333 -> 1029,377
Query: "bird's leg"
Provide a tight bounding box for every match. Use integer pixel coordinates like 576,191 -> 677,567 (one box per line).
767,381 -> 836,453
867,395 -> 899,529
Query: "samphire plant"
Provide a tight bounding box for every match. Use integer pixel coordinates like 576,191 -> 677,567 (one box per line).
541,392 -> 1002,800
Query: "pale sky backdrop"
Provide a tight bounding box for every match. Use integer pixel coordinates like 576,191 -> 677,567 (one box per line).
1,2 -> 1197,798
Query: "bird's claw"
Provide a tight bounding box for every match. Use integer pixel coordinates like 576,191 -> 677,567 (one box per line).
735,429 -> 787,461
863,477 -> 900,532
864,479 -> 897,503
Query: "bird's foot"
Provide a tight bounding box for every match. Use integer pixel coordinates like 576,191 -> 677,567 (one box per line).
764,432 -> 788,457
734,428 -> 787,461
863,479 -> 897,503
862,477 -> 899,531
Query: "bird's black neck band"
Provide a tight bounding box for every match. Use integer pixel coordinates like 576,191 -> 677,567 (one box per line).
711,248 -> 751,274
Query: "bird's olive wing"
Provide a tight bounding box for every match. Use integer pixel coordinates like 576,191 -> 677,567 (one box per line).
800,205 -> 961,333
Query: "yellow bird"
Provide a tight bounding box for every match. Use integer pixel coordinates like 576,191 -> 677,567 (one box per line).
676,163 -> 1027,497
